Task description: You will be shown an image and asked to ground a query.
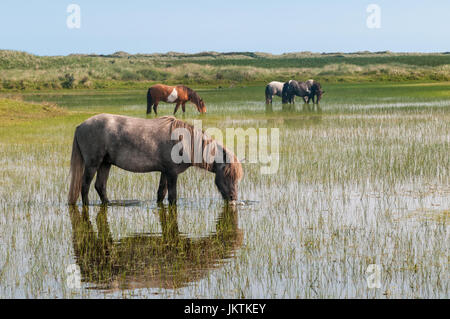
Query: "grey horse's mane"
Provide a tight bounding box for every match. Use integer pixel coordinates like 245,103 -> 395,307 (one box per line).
157,116 -> 243,181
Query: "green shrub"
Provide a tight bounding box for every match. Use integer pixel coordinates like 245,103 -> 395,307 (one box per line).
137,69 -> 168,80
61,73 -> 75,89
120,70 -> 141,81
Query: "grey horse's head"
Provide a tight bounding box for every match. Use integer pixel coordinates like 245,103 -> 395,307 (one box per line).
213,151 -> 243,202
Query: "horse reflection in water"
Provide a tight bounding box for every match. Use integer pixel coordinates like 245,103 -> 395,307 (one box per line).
69,204 -> 243,290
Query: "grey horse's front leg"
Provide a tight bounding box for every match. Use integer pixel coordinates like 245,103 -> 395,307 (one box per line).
157,173 -> 168,203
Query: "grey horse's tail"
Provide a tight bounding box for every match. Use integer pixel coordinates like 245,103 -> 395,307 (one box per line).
265,85 -> 272,104
68,131 -> 84,205
146,88 -> 153,114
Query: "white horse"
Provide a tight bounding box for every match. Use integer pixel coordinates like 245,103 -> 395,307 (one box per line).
265,81 -> 284,104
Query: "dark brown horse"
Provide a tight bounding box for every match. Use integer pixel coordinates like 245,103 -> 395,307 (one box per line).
281,80 -> 311,104
146,84 -> 206,115
306,79 -> 324,104
68,114 -> 243,206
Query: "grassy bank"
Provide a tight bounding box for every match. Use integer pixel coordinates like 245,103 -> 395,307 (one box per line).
1,50 -> 450,91
0,98 -> 69,124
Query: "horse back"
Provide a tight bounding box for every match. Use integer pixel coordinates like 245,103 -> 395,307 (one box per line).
268,81 -> 284,96
75,114 -> 174,172
149,84 -> 189,103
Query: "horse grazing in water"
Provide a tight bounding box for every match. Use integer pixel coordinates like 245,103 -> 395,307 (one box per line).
305,79 -> 324,104
282,80 -> 311,104
265,81 -> 284,104
68,114 -> 243,206
147,84 -> 206,115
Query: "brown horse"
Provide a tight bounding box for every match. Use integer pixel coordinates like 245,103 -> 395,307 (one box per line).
146,84 -> 207,115
68,114 -> 243,206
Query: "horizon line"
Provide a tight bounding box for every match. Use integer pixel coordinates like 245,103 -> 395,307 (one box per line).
1,49 -> 450,58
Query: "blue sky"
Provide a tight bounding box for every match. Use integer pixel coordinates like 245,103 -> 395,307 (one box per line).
0,0 -> 449,56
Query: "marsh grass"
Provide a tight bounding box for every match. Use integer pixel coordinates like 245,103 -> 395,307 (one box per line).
0,83 -> 448,298
2,50 -> 450,91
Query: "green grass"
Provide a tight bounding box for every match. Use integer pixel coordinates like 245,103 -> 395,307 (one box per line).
0,83 -> 448,298
167,54 -> 450,68
6,82 -> 450,115
2,50 -> 450,91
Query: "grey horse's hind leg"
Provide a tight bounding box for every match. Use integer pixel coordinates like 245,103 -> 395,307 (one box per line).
157,173 -> 168,203
167,174 -> 178,205
81,166 -> 97,206
95,162 -> 111,205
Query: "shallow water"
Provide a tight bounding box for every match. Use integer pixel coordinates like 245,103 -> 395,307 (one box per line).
0,84 -> 449,298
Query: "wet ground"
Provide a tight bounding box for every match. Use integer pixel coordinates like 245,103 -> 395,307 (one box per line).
0,83 -> 448,298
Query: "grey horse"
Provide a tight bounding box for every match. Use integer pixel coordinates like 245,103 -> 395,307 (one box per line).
68,114 -> 243,206
282,80 -> 311,104
265,81 -> 285,104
